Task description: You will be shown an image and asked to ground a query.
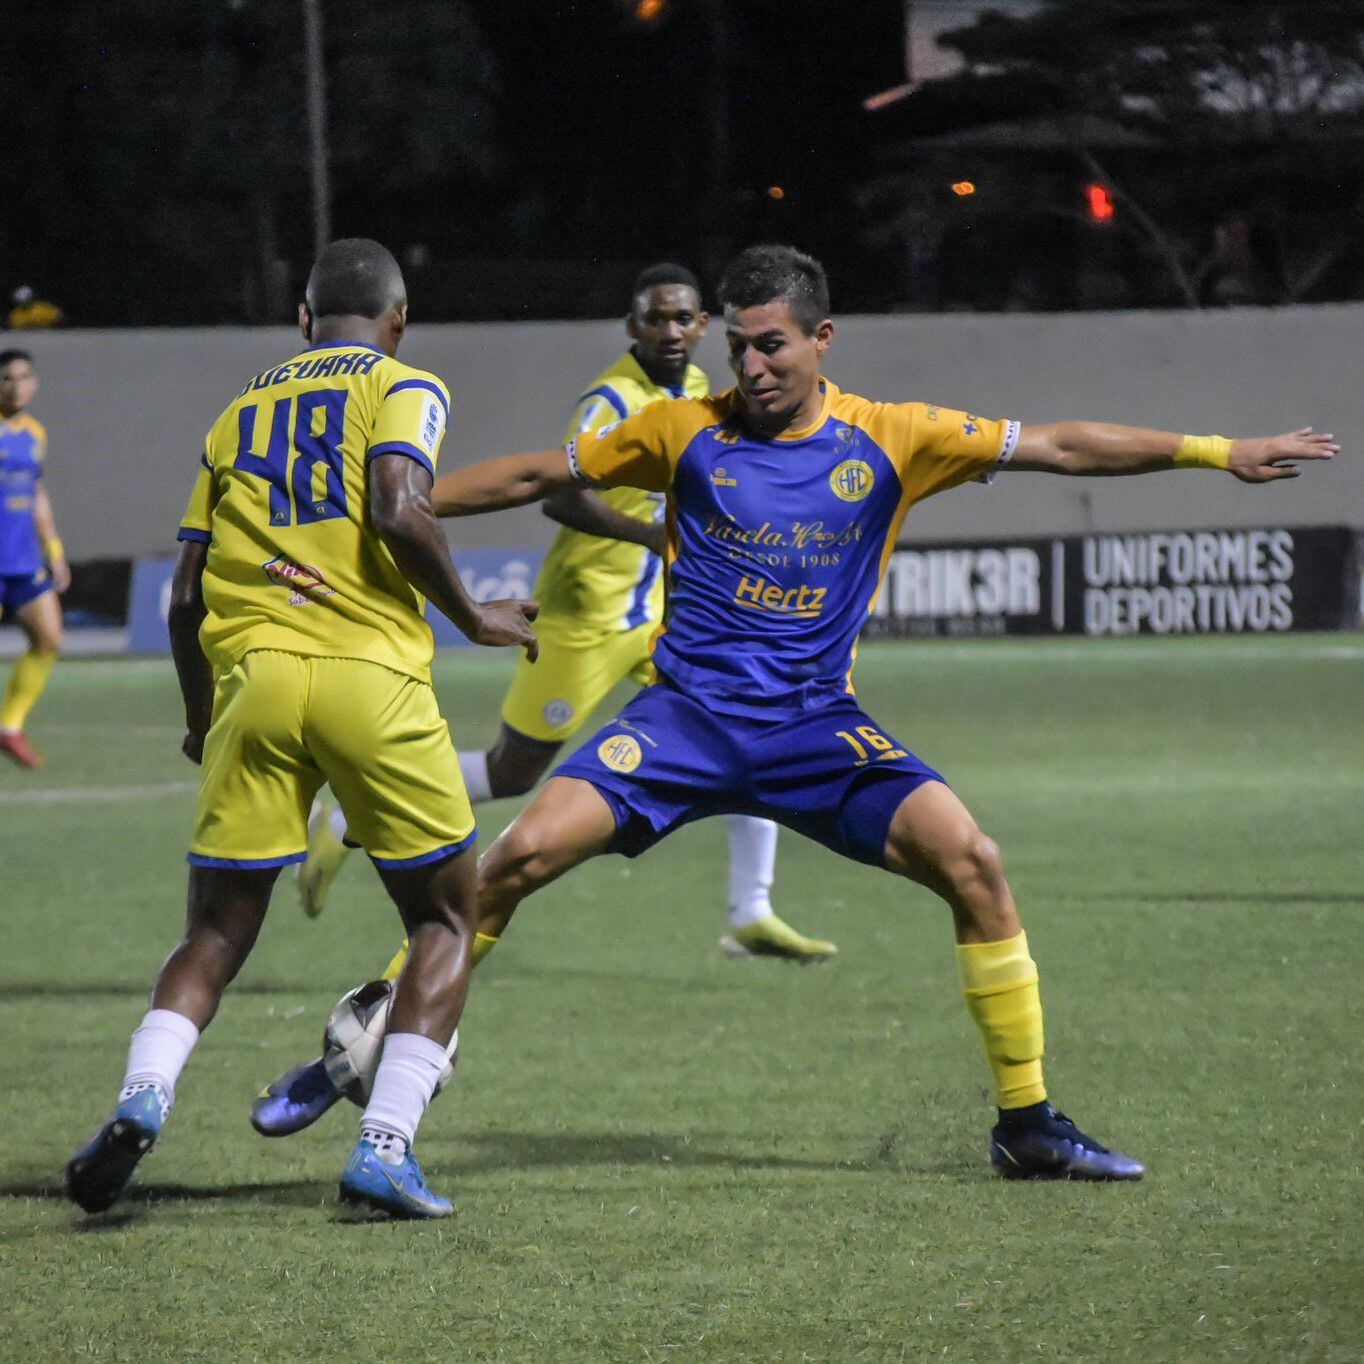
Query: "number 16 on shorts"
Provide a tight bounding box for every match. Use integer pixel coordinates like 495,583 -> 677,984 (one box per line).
836,724 -> 908,767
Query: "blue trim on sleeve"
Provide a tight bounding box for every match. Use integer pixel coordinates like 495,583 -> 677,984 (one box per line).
177,527 -> 211,544
582,385 -> 629,421
187,850 -> 307,870
367,829 -> 477,871
199,452 -> 212,472
385,377 -> 450,419
366,440 -> 435,480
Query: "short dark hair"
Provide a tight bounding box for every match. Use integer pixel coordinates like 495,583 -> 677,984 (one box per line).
305,238 -> 406,319
718,244 -> 830,333
632,262 -> 701,300
0,349 -> 34,370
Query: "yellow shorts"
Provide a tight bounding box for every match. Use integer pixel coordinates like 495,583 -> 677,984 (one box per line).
500,622 -> 655,743
188,650 -> 475,871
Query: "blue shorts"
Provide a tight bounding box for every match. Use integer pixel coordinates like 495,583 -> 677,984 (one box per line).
0,569 -> 53,619
553,680 -> 945,867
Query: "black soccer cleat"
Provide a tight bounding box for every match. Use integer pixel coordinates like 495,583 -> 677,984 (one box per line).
989,1102 -> 1144,1181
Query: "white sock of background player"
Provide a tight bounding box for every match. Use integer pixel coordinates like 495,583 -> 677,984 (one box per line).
457,749 -> 493,804
726,815 -> 778,929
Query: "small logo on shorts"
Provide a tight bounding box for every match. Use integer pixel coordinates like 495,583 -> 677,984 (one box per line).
829,459 -> 874,502
543,699 -> 574,729
597,734 -> 642,773
262,556 -> 335,607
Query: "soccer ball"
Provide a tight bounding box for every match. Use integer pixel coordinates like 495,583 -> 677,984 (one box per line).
321,979 -> 459,1107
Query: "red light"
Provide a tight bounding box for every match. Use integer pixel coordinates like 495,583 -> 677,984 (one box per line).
951,181 -> 976,197
767,185 -> 786,201
635,0 -> 664,20
1086,183 -> 1115,222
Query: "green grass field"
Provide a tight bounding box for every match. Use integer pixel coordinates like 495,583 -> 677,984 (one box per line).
2,635 -> 1361,1361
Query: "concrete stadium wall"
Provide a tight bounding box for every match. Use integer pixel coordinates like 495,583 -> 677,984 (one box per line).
21,304 -> 1364,560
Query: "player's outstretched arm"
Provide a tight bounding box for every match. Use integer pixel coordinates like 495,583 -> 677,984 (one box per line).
1007,423 -> 1338,481
430,450 -> 576,518
369,453 -> 539,659
543,488 -> 664,555
168,539 -> 213,763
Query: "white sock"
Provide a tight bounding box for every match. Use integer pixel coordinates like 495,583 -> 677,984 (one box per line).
119,1008 -> 200,1121
327,805 -> 349,842
459,749 -> 493,804
308,798 -> 350,844
727,815 -> 778,929
359,1032 -> 450,1164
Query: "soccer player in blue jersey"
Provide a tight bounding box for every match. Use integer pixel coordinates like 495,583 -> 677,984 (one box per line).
0,349 -> 69,769
414,243 -> 1335,1180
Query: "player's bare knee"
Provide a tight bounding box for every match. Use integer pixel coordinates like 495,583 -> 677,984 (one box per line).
481,820 -> 560,898
943,830 -> 1005,900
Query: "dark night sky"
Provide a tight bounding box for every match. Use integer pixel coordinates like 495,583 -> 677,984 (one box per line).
3,0 -> 909,324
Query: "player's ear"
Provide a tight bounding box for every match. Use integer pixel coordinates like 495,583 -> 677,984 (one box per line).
813,318 -> 834,357
625,309 -> 640,341
298,303 -> 313,342
696,310 -> 710,336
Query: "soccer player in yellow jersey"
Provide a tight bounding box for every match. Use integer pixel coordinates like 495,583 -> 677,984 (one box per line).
401,243 -> 1333,1180
299,264 -> 836,962
0,349 -> 69,769
66,240 -> 537,1220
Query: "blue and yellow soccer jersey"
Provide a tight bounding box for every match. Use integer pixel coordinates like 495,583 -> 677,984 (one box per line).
568,381 -> 1017,717
0,413 -> 47,576
178,340 -> 450,681
532,350 -> 708,645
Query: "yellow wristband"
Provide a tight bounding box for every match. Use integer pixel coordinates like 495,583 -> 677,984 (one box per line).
44,536 -> 65,561
1174,434 -> 1232,469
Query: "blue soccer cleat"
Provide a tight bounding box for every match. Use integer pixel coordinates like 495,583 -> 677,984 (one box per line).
66,1089 -> 164,1213
989,1103 -> 1144,1181
339,1140 -> 453,1219
250,1057 -> 342,1137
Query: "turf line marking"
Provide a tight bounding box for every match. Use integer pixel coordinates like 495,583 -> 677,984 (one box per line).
0,780 -> 196,805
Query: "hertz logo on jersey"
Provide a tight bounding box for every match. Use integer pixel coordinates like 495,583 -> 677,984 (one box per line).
829,459 -> 874,503
733,575 -> 827,618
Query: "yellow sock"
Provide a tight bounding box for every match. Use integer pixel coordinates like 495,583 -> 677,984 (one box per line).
1,649 -> 56,731
379,931 -> 500,983
956,930 -> 1047,1110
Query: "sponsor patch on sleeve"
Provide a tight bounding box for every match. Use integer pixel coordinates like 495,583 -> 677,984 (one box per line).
420,396 -> 446,455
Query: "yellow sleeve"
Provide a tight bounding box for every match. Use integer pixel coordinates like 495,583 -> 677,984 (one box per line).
567,401 -> 676,493
177,459 -> 217,544
366,374 -> 451,479
885,403 -> 1019,501
563,387 -> 629,442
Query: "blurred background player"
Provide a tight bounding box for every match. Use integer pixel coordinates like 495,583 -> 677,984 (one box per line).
299,263 -> 836,963
65,239 -> 537,1220
0,349 -> 69,768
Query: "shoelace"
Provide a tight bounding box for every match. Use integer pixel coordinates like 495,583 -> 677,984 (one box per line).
1050,1110 -> 1111,1155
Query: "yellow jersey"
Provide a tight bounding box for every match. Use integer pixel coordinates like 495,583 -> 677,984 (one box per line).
178,340 -> 451,681
533,350 -> 708,644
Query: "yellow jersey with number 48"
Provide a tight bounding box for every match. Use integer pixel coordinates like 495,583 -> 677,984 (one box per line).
178,340 -> 450,681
